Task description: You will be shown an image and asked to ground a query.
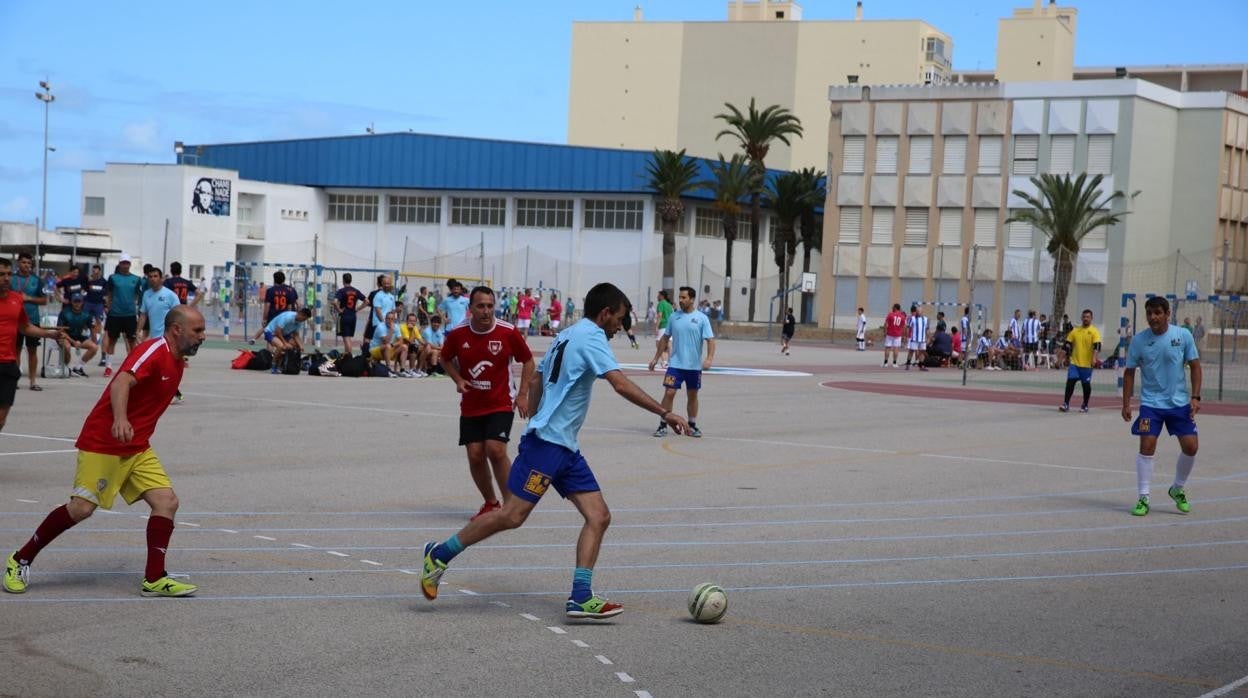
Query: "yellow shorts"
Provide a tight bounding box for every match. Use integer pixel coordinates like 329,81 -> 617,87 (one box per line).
369,345 -> 385,360
72,448 -> 171,510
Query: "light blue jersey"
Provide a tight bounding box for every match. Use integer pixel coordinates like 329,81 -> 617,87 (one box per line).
423,325 -> 446,347
666,309 -> 714,370
527,318 -> 620,451
265,310 -> 301,337
440,294 -> 470,328
140,286 -> 180,337
371,290 -> 396,327
1126,324 -> 1199,409
370,322 -> 395,350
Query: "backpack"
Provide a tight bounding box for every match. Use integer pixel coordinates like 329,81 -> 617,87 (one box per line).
231,350 -> 253,370
337,353 -> 369,377
246,349 -> 274,371
306,351 -> 328,376
369,362 -> 391,378
281,351 -> 303,375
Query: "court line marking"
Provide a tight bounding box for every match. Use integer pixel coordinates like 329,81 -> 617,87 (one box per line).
595,655 -> 613,665
0,432 -> 77,442
184,391 -> 451,420
0,449 -> 78,457
547,626 -> 566,635
571,640 -> 590,648
1197,673 -> 1248,697
616,673 -> 635,683
360,560 -> 382,567
519,613 -> 540,621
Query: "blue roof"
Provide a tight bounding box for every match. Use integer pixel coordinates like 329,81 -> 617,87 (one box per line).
184,133 -> 789,202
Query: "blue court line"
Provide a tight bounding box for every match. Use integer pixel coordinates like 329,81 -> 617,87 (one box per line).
4,563 -> 1248,605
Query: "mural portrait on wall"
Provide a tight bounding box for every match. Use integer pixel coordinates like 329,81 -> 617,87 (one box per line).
191,177 -> 231,216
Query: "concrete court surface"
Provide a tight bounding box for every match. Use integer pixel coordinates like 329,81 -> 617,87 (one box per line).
1,334 -> 1245,697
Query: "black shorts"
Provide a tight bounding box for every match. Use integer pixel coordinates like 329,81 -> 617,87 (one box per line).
337,314 -> 357,338
459,411 -> 515,446
105,315 -> 138,341
0,362 -> 18,407
15,333 -> 39,351
1023,342 -> 1039,352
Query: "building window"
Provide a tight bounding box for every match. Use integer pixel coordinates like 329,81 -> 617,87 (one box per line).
694,207 -> 749,239
978,136 -> 1002,175
1049,135 -> 1075,175
1007,213 -> 1033,248
903,208 -> 928,246
327,193 -> 379,222
450,197 -> 506,226
189,265 -> 203,281
875,136 -> 899,174
583,199 -> 644,230
83,196 -> 105,216
839,207 -> 862,245
942,136 -> 967,175
973,209 -> 998,248
938,208 -> 962,245
908,136 -> 933,175
871,207 -> 894,245
654,210 -> 688,234
843,136 -> 866,174
516,198 -> 573,228
1012,135 -> 1039,175
1087,135 -> 1113,175
389,195 -> 441,224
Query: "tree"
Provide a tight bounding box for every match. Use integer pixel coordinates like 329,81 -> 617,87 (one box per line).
1007,173 -> 1133,327
715,98 -> 803,321
645,149 -> 702,301
765,172 -> 805,318
794,167 -> 826,320
700,153 -> 755,321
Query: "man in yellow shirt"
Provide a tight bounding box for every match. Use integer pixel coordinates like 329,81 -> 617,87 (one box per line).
400,312 -> 429,377
1060,308 -> 1102,413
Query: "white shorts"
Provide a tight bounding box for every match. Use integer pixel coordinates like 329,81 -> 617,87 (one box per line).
550,320 -> 560,329
884,336 -> 902,349
517,318 -> 531,329
908,340 -> 925,351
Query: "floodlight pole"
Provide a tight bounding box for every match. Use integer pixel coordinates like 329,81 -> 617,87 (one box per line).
35,80 -> 55,271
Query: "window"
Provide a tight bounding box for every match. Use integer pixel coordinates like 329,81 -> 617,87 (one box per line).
871,207 -> 894,245
583,199 -> 644,230
1049,135 -> 1075,175
843,136 -> 866,174
450,197 -> 506,226
388,195 -> 441,224
938,208 -> 962,245
1082,227 -> 1107,250
516,198 -> 573,228
977,136 -> 1002,175
654,210 -> 688,234
1087,135 -> 1113,175
903,208 -> 928,246
238,205 -> 253,222
1012,135 -> 1039,175
908,136 -> 933,175
327,193 -> 379,222
1007,213 -> 1033,248
973,209 -> 998,247
83,196 -> 105,216
875,136 -> 899,174
189,265 -> 203,281
942,136 -> 967,175
839,207 -> 862,245
695,207 -> 749,239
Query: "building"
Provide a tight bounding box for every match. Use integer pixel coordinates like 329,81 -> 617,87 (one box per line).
816,79 -> 1248,334
993,1 -> 1077,82
956,63 -> 1248,94
568,1 -> 954,172
78,133 -> 804,315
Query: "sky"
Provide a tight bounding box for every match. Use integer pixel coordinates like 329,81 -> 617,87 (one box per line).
1,0 -> 1245,231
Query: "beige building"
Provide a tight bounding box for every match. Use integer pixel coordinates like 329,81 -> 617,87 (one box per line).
994,1 -> 1077,82
816,79 -> 1248,334
568,1 -> 953,171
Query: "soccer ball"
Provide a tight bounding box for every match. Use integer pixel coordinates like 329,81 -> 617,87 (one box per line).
688,583 -> 728,624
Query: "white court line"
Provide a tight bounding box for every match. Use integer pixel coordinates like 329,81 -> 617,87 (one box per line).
1197,673 -> 1248,698
547,626 -> 566,635
0,449 -> 77,457
290,543 -> 314,549
0,432 -> 77,442
399,569 -> 417,575
635,692 -> 654,698
218,529 -> 238,533
595,655 -> 613,665
186,391 -> 452,420
360,560 -> 382,567
180,522 -> 200,527
458,588 -> 478,595
571,640 -> 590,648
253,535 -> 276,541
519,613 -> 540,621
326,551 -> 349,557
490,601 -> 510,607
16,499 -> 38,504
616,672 -> 635,683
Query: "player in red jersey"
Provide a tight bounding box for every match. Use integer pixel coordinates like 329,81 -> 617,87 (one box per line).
440,286 -> 536,521
0,258 -> 62,432
4,306 -> 206,597
882,303 -> 907,368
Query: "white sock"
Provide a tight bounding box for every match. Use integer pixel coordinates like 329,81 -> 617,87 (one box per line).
105,355 -> 113,368
1174,453 -> 1195,488
1135,453 -> 1155,498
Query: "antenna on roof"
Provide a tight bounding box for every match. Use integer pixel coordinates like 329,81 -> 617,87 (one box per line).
366,123 -> 375,135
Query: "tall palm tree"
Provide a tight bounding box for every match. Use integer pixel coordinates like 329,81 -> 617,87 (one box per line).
1007,173 -> 1133,327
765,172 -> 805,317
700,153 -> 755,321
645,149 -> 702,301
715,98 -> 803,321
794,167 -> 826,320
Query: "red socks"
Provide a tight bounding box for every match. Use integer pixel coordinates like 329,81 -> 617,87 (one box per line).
144,516 -> 175,583
16,505 -> 77,564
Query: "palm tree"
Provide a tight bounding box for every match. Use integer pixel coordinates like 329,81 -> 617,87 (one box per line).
765,172 -> 805,317
1007,173 -> 1133,327
700,153 -> 755,321
715,98 -> 803,321
645,149 -> 702,301
794,167 -> 826,320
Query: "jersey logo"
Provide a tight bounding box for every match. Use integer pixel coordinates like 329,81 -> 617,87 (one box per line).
522,470 -> 551,497
468,361 -> 494,378
488,340 -> 502,355
1138,417 -> 1151,432
462,342 -> 470,348
96,478 -> 108,493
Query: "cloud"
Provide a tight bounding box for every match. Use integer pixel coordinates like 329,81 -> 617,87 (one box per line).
1,196 -> 32,218
121,119 -> 163,153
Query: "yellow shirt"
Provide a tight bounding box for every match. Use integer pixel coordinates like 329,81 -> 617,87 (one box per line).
1066,325 -> 1102,368
400,323 -> 424,343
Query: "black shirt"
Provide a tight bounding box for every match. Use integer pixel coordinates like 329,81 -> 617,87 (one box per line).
782,313 -> 796,336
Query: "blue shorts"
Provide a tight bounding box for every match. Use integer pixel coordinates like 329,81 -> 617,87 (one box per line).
662,367 -> 702,391
1067,366 -> 1093,383
84,302 -> 105,322
1132,404 -> 1198,438
263,330 -> 275,343
507,433 -> 600,504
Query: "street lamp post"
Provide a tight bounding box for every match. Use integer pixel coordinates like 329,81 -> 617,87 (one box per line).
35,80 -> 54,273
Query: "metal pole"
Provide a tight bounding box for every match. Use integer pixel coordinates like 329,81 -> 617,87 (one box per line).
525,246 -> 530,288
480,231 -> 485,285
830,244 -> 839,341
162,218 -> 169,270
71,228 -> 78,267
37,83 -> 51,273
1172,248 -> 1180,297
1218,240 -> 1230,400
963,244 -> 979,386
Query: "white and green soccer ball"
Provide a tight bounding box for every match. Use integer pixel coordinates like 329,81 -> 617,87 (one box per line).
688,583 -> 728,624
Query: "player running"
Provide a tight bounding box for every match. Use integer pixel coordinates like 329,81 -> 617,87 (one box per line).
420,283 -> 690,619
440,286 -> 536,520
649,286 -> 715,438
1060,309 -> 1102,413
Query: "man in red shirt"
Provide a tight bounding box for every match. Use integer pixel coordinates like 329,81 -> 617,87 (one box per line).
516,288 -> 537,336
440,286 -> 536,520
4,305 -> 206,597
883,302 -> 907,368
0,258 -> 62,432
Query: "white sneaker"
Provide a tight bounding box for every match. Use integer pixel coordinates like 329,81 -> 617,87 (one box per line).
413,370 -> 427,377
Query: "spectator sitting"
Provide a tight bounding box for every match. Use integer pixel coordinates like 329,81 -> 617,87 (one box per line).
975,329 -> 999,370
927,327 -> 953,366
422,315 -> 447,375
399,312 -> 429,377
996,330 -> 1023,370
265,308 -> 311,375
369,311 -> 411,377
949,327 -> 962,365
57,294 -> 98,376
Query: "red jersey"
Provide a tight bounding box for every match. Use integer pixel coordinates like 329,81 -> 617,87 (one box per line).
517,296 -> 536,320
76,338 -> 184,456
884,311 -> 907,338
441,320 -> 533,417
0,292 -> 30,363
